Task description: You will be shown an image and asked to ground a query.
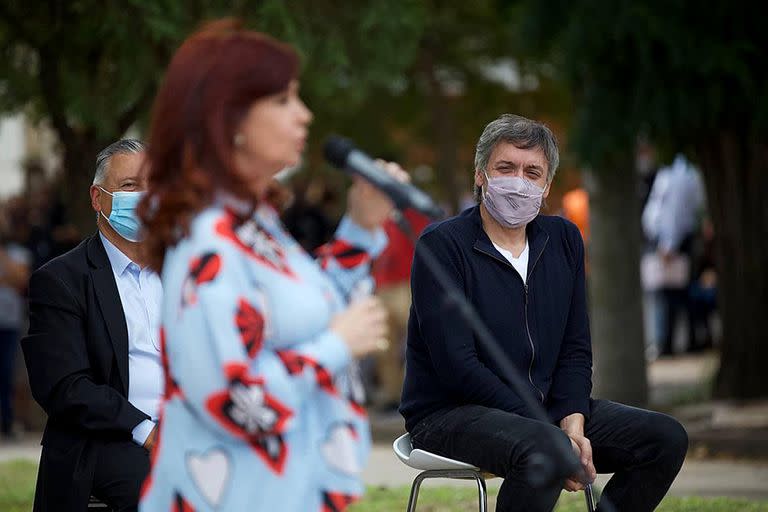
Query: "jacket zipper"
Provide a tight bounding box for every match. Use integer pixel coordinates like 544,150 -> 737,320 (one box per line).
524,283 -> 545,402
525,239 -> 548,402
476,235 -> 549,403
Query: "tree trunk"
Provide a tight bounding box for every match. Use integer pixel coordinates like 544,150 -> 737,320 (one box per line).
586,162 -> 649,406
420,45 -> 462,214
697,134 -> 768,399
60,136 -> 109,238
430,95 -> 462,214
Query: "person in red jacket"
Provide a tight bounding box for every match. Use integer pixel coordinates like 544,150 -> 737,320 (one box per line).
371,209 -> 430,410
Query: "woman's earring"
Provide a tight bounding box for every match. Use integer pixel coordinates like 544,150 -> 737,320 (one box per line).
234,133 -> 245,147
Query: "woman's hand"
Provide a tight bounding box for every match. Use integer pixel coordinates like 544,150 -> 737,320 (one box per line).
346,160 -> 409,231
330,296 -> 389,358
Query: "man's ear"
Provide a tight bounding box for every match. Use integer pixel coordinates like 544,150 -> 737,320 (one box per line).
543,181 -> 551,199
90,185 -> 102,214
474,169 -> 485,189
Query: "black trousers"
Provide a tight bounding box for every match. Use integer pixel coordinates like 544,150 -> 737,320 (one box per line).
34,438 -> 149,512
410,399 -> 688,512
91,440 -> 150,512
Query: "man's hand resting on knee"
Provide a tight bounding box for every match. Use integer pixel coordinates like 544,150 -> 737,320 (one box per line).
560,413 -> 597,491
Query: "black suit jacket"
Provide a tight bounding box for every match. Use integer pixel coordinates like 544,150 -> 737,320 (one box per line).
22,233 -> 150,510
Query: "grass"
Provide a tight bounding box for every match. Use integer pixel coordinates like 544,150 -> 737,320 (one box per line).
2,460 -> 767,511
0,460 -> 37,512
351,486 -> 768,511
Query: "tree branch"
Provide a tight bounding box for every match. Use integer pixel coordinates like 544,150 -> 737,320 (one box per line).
0,3 -> 38,45
116,84 -> 156,135
37,45 -> 75,146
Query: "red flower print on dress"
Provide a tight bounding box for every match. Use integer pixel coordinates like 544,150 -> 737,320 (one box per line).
315,240 -> 369,270
171,491 -> 195,512
205,363 -> 292,475
181,252 -> 222,308
215,211 -> 297,279
320,490 -> 359,512
277,350 -> 338,396
159,328 -> 182,401
236,298 -> 265,359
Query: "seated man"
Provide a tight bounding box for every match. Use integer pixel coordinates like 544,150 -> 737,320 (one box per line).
23,139 -> 161,511
400,114 -> 688,512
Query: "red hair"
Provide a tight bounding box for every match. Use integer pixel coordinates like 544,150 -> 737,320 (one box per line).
139,18 -> 299,270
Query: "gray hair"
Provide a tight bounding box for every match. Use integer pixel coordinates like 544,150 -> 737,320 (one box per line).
92,139 -> 146,185
473,114 -> 559,201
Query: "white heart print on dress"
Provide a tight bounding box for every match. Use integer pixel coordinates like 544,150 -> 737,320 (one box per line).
321,423 -> 362,476
186,448 -> 231,508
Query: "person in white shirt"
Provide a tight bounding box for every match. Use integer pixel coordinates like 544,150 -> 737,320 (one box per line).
22,139 -> 162,511
641,154 -> 705,355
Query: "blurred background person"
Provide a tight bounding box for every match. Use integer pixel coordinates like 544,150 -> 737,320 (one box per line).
0,203 -> 31,441
138,19 -> 402,511
370,209 -> 430,412
282,180 -> 336,252
688,217 -> 718,351
641,154 -> 706,356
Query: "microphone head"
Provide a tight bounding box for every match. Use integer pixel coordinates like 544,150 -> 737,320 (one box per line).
323,135 -> 355,169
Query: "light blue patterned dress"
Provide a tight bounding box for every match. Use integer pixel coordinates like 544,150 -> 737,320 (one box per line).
139,199 -> 386,512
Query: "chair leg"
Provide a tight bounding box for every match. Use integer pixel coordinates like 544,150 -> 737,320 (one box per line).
584,483 -> 596,512
406,472 -> 429,512
406,470 -> 488,512
472,473 -> 488,512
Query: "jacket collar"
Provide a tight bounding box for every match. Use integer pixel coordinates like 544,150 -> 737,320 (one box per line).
86,233 -> 130,394
86,231 -> 112,269
470,205 -> 550,276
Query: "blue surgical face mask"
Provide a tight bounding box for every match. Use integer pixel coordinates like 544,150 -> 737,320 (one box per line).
98,187 -> 145,243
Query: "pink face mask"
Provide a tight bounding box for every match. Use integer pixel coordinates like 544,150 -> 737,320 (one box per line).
482,171 -> 545,229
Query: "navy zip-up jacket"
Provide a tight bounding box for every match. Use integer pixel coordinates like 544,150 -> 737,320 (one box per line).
400,206 -> 592,432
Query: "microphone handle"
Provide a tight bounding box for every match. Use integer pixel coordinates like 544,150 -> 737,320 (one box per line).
346,151 -> 443,219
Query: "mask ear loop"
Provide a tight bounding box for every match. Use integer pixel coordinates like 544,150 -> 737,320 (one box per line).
97,186 -> 114,225
482,170 -> 491,200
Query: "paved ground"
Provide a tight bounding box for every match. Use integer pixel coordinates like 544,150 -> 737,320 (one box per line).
3,437 -> 767,501
363,444 -> 768,501
4,352 -> 767,501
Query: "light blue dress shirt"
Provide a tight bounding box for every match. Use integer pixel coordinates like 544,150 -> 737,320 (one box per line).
100,233 -> 163,445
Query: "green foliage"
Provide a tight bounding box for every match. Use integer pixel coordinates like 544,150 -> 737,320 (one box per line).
300,0 -> 573,208
0,0 -> 428,230
0,1 -> 425,143
512,0 -> 767,166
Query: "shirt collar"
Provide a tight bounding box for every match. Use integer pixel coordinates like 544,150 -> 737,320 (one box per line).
99,232 -> 137,276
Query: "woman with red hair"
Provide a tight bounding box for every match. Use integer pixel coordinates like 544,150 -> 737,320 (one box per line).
138,20 -> 395,511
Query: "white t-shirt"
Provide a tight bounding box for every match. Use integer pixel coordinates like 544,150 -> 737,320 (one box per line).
493,240 -> 529,284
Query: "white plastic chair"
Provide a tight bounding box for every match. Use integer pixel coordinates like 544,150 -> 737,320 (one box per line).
393,433 -> 597,512
392,433 -> 490,512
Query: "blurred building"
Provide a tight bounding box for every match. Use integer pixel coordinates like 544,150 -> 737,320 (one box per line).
0,115 -> 59,199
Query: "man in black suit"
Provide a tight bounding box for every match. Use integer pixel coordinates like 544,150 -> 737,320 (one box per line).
23,139 -> 163,511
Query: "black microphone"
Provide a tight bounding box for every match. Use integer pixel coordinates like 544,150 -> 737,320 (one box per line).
323,136 -> 444,219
